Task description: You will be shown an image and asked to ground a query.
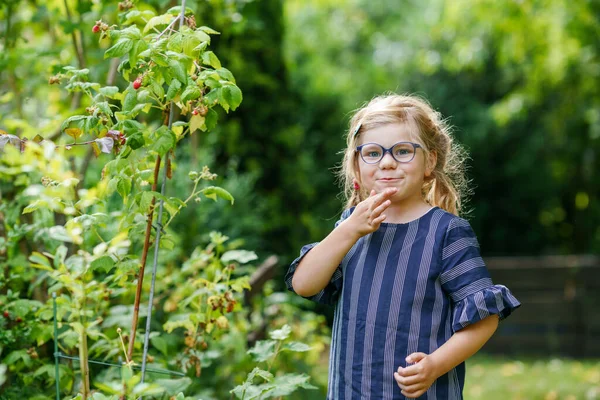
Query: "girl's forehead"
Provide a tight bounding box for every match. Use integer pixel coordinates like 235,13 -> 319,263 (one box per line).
358,122 -> 420,146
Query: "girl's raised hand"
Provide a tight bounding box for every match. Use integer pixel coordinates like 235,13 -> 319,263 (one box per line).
343,187 -> 397,238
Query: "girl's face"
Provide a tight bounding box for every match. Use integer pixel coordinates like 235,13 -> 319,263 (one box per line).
356,122 -> 434,204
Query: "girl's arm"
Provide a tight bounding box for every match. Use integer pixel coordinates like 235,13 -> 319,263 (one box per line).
394,314 -> 499,399
292,188 -> 397,297
291,221 -> 360,297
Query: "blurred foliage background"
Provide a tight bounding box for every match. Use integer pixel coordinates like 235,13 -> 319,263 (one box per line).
1,0 -> 599,398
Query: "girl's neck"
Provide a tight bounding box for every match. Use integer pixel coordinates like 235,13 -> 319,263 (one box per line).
383,197 -> 433,224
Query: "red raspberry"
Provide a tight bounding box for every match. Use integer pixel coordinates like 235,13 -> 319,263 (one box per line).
92,25 -> 100,33
192,109 -> 199,116
133,78 -> 142,90
3,311 -> 9,318
15,317 -> 22,323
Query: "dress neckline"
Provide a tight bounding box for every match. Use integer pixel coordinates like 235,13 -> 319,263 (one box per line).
378,206 -> 439,227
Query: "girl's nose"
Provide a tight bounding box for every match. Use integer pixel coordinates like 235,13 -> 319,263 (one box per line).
379,152 -> 397,168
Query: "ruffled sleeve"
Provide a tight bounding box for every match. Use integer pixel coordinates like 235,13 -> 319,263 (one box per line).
284,208 -> 352,306
440,217 -> 521,333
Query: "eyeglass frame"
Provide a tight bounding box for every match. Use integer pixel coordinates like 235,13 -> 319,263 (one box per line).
355,141 -> 423,164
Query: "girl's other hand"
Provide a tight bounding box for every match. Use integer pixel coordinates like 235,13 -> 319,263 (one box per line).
393,352 -> 439,398
343,188 -> 397,238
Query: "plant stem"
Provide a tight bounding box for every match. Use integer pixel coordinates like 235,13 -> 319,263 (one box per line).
126,153 -> 162,361
78,289 -> 90,398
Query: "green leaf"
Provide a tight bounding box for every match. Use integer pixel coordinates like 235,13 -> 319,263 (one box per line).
269,324 -> 292,341
140,191 -> 154,213
181,84 -> 201,103
23,200 -> 42,214
199,26 -> 220,35
150,126 -> 176,156
222,85 -> 243,111
96,101 -> 113,116
154,377 -> 191,395
151,336 -> 169,357
117,177 -> 132,199
204,108 -> 218,131
221,250 -> 257,264
150,80 -> 165,99
123,89 -> 137,113
127,132 -> 145,150
283,342 -> 312,352
91,256 -> 115,273
105,39 -> 134,59
29,252 -> 52,270
166,79 -> 182,101
169,59 -> 187,84
129,39 -> 148,66
247,340 -> 276,362
200,186 -> 234,204
268,373 -> 317,396
99,86 -> 120,98
48,226 -> 73,243
201,51 -> 221,69
143,14 -> 175,34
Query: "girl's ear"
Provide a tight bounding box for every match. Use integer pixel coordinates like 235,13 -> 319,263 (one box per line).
425,150 -> 437,177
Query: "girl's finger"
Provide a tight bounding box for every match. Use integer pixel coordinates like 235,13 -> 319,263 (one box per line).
371,199 -> 391,218
393,372 -> 421,387
372,214 -> 386,226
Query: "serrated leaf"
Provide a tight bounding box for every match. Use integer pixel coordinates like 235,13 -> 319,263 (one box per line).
140,191 -> 154,213
204,108 -> 218,131
221,250 -> 257,264
192,41 -> 209,53
143,14 -> 175,34
201,51 -> 221,69
91,256 -> 115,273
201,186 -> 234,204
154,377 -> 192,396
247,340 -> 276,362
189,114 -> 205,133
95,137 -> 114,154
181,84 -> 201,103
169,60 -> 187,84
222,85 -> 243,111
166,79 -> 182,101
268,374 -> 317,396
105,39 -> 134,59
283,342 -> 312,352
269,324 -> 292,341
127,132 -> 145,150
99,86 -> 120,98
123,89 -> 137,112
151,126 -> 176,156
117,177 -> 132,199
96,101 -> 113,116
199,26 -> 220,35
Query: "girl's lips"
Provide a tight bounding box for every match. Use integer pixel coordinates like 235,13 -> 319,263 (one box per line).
378,178 -> 401,181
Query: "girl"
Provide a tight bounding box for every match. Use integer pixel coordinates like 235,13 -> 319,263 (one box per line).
285,94 -> 521,399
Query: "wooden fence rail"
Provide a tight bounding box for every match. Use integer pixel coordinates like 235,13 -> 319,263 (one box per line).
483,255 -> 600,358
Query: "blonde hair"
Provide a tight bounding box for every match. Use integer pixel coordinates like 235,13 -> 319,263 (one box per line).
338,93 -> 470,216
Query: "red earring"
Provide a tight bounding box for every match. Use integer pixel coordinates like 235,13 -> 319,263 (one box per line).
353,180 -> 360,191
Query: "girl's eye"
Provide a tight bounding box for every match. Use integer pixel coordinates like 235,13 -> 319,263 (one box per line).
367,151 -> 381,157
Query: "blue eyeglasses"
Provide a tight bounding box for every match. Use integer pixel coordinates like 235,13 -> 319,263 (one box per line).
356,142 -> 422,164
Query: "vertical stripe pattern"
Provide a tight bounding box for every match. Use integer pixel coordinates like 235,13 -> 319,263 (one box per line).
285,207 -> 521,399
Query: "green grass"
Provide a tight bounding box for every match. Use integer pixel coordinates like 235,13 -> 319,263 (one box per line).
465,355 -> 600,400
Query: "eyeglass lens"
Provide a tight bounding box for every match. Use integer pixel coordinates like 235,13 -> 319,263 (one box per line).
360,143 -> 416,163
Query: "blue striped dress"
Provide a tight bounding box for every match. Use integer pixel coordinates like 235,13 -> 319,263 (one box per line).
285,206 -> 520,399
